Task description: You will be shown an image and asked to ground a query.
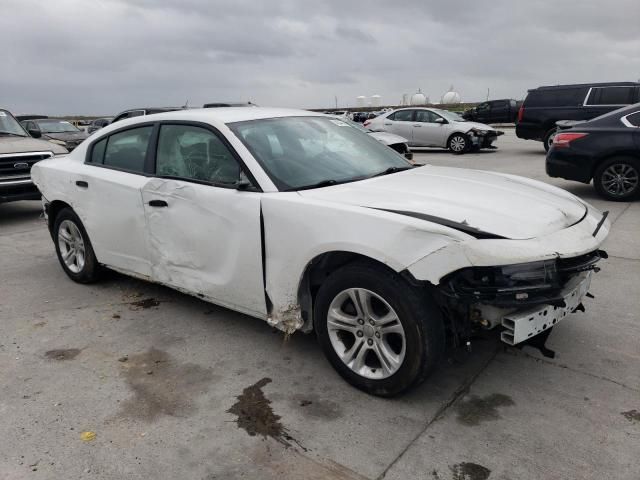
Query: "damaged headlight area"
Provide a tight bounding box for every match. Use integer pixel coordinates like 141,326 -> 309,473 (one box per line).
440,250 -> 606,307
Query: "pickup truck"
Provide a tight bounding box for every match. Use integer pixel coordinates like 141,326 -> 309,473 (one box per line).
462,99 -> 521,124
0,108 -> 67,203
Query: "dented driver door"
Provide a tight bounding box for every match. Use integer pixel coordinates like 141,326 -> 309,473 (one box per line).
140,122 -> 267,318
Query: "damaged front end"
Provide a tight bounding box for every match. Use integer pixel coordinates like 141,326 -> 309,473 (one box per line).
468,128 -> 504,149
437,249 -> 607,348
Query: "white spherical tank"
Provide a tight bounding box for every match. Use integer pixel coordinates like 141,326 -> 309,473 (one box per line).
441,86 -> 461,104
356,96 -> 367,108
410,89 -> 428,105
371,95 -> 382,107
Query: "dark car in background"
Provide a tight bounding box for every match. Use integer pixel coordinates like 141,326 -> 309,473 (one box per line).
87,117 -> 114,134
546,103 -> 640,201
516,82 -> 640,152
21,118 -> 89,151
111,107 -> 183,124
463,99 -> 521,124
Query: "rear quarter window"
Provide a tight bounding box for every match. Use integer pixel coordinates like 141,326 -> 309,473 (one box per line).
525,87 -> 588,107
586,86 -> 635,106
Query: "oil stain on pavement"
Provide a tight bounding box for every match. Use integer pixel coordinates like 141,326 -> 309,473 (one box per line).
621,409 -> 640,423
455,393 -> 515,427
450,462 -> 491,480
117,347 -> 216,421
44,348 -> 81,361
228,377 -> 302,448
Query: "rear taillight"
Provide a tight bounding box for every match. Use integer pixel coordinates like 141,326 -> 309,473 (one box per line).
363,120 -> 371,127
553,132 -> 588,148
517,105 -> 524,123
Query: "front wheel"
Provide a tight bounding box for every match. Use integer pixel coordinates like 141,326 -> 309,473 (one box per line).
314,262 -> 444,397
54,208 -> 101,283
448,133 -> 470,154
593,157 -> 640,201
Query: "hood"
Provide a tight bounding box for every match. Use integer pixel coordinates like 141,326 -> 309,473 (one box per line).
44,131 -> 89,142
368,131 -> 408,146
299,166 -> 587,240
454,120 -> 495,132
0,136 -> 67,155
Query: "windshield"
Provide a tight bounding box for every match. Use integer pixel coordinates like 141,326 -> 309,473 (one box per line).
339,117 -> 371,133
37,120 -> 80,133
434,109 -> 465,122
0,110 -> 28,136
229,116 -> 411,190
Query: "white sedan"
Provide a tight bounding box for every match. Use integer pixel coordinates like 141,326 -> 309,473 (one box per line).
32,108 -> 609,396
365,107 -> 503,154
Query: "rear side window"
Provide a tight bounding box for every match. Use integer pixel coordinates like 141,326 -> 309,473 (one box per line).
525,87 -> 588,107
586,87 -> 635,106
624,112 -> 640,127
389,110 -> 413,121
102,126 -> 152,172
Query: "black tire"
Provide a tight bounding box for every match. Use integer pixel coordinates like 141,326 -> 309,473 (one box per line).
447,133 -> 470,154
593,156 -> 640,201
53,208 -> 101,283
314,261 -> 445,397
543,128 -> 557,152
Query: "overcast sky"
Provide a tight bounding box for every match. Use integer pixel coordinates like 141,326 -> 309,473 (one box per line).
2,0 -> 639,115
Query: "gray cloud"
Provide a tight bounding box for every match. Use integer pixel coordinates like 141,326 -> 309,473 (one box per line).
1,0 -> 639,115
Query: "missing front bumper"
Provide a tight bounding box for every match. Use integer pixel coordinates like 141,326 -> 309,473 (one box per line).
500,272 -> 592,345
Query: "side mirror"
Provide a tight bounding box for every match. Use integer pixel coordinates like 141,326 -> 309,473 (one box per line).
235,180 -> 252,191
28,128 -> 41,138
434,118 -> 447,125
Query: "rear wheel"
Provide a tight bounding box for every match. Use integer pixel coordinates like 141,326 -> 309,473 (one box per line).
54,208 -> 101,283
448,133 -> 469,154
593,157 -> 640,201
543,128 -> 557,152
315,262 -> 445,397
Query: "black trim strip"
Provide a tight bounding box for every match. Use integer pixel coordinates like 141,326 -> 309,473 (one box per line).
372,208 -> 507,239
592,210 -> 609,237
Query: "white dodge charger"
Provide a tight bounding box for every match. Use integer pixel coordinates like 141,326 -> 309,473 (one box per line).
31,108 -> 610,396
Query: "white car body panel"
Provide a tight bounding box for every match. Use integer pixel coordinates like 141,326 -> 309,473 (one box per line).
31,107 -> 609,335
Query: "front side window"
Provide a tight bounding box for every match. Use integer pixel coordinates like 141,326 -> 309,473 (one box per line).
156,124 -> 241,184
389,110 -> 414,122
415,110 -> 440,123
229,116 -> 411,191
102,126 -> 152,172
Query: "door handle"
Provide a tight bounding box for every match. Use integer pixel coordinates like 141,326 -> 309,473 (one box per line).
413,124 -> 422,127
384,122 -> 392,126
75,180 -> 88,188
148,200 -> 168,207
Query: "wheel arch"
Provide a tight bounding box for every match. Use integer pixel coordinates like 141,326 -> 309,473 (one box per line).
296,250 -> 418,333
590,151 -> 640,178
46,200 -> 73,237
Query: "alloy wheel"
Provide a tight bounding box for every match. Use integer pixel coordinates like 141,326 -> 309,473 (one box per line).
326,288 -> 406,379
58,220 -> 86,274
601,163 -> 639,197
450,136 -> 466,152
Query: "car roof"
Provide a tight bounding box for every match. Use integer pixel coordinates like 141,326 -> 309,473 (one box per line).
133,107 -> 325,124
533,82 -> 640,91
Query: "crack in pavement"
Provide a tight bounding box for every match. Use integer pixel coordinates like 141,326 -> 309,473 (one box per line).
376,347 -> 500,480
515,350 -> 639,393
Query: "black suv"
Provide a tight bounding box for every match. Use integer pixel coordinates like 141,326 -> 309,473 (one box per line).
516,82 -> 640,151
